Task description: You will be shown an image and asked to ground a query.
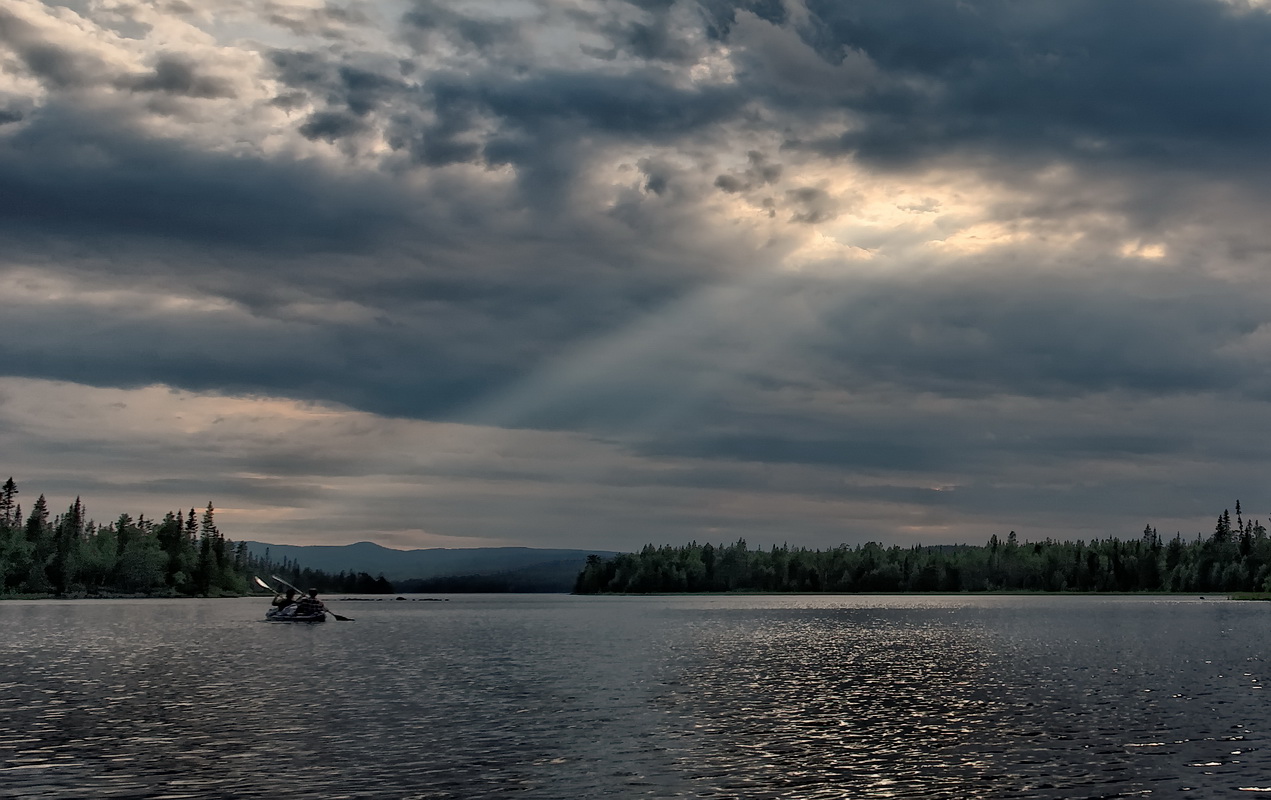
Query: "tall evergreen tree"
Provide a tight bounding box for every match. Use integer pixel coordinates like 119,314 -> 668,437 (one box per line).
0,477 -> 17,528
155,511 -> 187,589
23,495 -> 52,592
1214,512 -> 1231,544
25,495 -> 49,540
114,513 -> 134,557
48,498 -> 84,594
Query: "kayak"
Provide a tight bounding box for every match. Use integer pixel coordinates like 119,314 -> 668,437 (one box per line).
265,607 -> 326,623
254,578 -> 349,622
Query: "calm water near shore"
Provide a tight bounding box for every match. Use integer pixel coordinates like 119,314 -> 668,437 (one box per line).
1,594 -> 1269,799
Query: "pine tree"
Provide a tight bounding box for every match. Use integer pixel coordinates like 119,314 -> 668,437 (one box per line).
25,495 -> 49,541
49,498 -> 84,594
195,503 -> 219,595
0,478 -> 17,528
1214,512 -> 1231,544
156,511 -> 185,588
115,514 -> 134,557
23,495 -> 52,592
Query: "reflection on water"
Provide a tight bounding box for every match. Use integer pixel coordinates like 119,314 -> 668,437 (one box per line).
0,595 -> 1268,798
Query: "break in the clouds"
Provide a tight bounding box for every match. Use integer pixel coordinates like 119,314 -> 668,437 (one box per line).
4,0 -> 1271,550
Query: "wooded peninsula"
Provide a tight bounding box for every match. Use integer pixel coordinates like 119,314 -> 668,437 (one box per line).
0,478 -> 393,597
574,502 -> 1270,595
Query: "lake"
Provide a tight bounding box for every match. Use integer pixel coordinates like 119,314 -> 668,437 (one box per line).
0,594 -> 1267,799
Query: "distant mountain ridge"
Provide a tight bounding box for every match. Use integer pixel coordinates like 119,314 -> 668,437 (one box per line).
244,541 -> 617,587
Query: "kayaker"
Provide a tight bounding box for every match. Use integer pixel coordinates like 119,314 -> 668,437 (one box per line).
295,589 -> 326,616
272,589 -> 296,609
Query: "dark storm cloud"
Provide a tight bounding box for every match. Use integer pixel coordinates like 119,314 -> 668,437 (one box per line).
8,0 -> 1271,264
268,51 -> 411,118
5,0 -> 1267,420
0,298 -> 502,421
401,0 -> 524,51
0,103 -> 407,251
269,49 -> 332,90
338,66 -> 406,115
369,0 -> 1271,224
402,0 -> 707,67
299,110 -> 366,141
698,0 -> 788,38
804,270 -> 1251,399
470,259 -> 1271,480
0,7 -> 105,89
11,0 -> 1271,547
386,67 -> 746,198
124,56 -> 236,99
785,187 -> 838,224
574,0 -> 705,63
644,406 -> 1189,477
786,0 -> 1271,172
467,70 -> 742,139
8,251 -> 1263,484
361,65 -> 745,177
714,151 -> 783,193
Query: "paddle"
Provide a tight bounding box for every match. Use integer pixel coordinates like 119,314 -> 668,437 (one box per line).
256,575 -> 300,617
270,574 -> 354,621
255,575 -> 290,602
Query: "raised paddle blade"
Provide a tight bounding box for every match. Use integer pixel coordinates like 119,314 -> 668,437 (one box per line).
254,576 -> 276,592
271,574 -> 303,595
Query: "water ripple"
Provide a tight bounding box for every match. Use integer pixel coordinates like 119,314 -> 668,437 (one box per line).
1,595 -> 1268,798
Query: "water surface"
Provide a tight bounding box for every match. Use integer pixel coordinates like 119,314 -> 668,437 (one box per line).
1,594 -> 1267,798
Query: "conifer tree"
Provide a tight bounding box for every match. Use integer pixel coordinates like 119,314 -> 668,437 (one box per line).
155,511 -> 186,588
0,478 -> 17,528
1214,513 -> 1231,544
48,498 -> 84,594
25,495 -> 48,541
115,513 -> 134,557
23,495 -> 51,592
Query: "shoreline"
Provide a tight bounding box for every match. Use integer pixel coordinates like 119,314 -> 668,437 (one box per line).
7,590 -> 1262,600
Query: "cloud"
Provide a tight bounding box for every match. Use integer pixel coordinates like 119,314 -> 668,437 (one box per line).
4,0 -> 1271,549
0,5 -> 112,90
123,55 -> 238,99
790,0 -> 1271,174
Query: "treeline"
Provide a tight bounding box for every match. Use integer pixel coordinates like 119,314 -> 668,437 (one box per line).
575,502 -> 1271,595
272,562 -> 396,595
0,478 -> 393,596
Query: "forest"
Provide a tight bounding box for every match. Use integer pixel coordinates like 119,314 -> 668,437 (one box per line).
0,478 -> 394,597
574,502 -> 1271,595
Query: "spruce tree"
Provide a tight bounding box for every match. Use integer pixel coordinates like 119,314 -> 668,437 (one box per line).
0,478 -> 17,528
23,495 -> 51,592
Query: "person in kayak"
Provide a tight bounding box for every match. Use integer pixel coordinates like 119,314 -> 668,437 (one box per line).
272,589 -> 297,610
294,589 -> 326,616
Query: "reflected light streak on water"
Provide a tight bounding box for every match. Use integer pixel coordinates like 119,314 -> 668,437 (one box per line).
0,594 -> 1269,798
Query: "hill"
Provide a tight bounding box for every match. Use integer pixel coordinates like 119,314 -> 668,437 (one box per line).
244,541 -> 617,590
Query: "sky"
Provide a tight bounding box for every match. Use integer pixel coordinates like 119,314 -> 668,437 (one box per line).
4,0 -> 1271,552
